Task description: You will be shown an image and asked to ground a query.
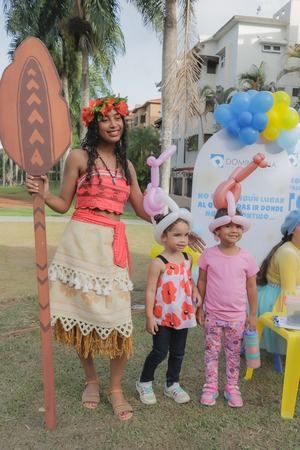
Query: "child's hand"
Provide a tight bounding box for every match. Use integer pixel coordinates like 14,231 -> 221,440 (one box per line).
196,307 -> 205,326
246,314 -> 257,330
192,285 -> 202,307
146,315 -> 158,335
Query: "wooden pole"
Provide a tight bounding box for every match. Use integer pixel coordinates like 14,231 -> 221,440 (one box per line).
33,178 -> 56,430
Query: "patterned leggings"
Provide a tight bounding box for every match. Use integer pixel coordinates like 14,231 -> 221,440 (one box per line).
204,315 -> 245,387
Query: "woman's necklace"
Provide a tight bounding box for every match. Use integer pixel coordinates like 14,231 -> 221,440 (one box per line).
97,155 -> 118,185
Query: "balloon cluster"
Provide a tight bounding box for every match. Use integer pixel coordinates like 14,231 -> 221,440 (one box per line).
214,90 -> 299,152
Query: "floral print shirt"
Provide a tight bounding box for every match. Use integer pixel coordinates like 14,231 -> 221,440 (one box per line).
153,253 -> 197,330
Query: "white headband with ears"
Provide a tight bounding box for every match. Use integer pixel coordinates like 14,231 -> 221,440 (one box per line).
153,194 -> 193,244
142,145 -> 193,245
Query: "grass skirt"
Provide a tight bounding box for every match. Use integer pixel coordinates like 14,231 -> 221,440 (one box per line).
49,219 -> 133,359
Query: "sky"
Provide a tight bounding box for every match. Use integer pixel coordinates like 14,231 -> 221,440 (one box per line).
0,0 -> 288,109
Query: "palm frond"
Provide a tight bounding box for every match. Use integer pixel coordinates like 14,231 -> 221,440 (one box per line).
277,65 -> 300,81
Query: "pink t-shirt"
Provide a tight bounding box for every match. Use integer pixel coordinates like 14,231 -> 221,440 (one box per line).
198,246 -> 259,321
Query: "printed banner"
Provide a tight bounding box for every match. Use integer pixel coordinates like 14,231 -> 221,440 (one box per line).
191,128 -> 300,264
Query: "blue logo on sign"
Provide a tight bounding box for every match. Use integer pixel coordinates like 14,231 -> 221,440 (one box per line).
210,153 -> 224,168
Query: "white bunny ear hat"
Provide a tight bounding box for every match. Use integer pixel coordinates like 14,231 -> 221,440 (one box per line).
153,195 -> 193,244
208,191 -> 250,233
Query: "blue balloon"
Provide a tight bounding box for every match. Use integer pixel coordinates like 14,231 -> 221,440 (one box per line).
238,111 -> 253,127
246,89 -> 258,99
227,118 -> 240,137
249,91 -> 273,113
277,128 -> 299,150
214,104 -> 233,127
252,112 -> 268,131
229,92 -> 251,115
239,127 -> 259,145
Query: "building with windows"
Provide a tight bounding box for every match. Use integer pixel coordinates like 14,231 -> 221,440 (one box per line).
127,98 -> 161,129
171,0 -> 300,207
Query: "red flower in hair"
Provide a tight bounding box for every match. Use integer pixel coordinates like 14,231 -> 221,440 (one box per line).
181,301 -> 194,321
115,100 -> 129,116
161,282 -> 177,304
100,97 -> 115,116
82,107 -> 94,126
161,313 -> 181,328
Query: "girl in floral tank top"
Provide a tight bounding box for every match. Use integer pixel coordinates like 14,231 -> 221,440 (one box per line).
136,213 -> 202,405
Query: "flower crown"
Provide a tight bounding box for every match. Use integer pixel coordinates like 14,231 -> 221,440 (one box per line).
82,95 -> 129,127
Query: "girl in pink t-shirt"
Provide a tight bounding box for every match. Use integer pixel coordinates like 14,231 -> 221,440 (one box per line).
197,208 -> 258,408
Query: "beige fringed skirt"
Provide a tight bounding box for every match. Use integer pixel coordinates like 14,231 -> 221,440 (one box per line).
49,219 -> 133,359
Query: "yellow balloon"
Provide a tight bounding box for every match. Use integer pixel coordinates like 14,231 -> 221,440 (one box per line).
266,109 -> 280,128
149,243 -> 164,259
280,107 -> 299,130
274,102 -> 289,117
184,246 -> 201,267
273,91 -> 291,106
261,124 -> 280,141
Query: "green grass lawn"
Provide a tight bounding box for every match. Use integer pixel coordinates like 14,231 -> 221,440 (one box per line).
0,222 -> 300,449
0,184 -> 138,219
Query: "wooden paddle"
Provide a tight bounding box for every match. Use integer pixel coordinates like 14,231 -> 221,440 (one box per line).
0,37 -> 71,430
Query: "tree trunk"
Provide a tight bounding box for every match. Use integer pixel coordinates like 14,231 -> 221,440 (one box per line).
81,48 -> 90,139
8,158 -> 13,186
160,0 -> 177,195
60,71 -> 71,184
15,163 -> 19,184
2,150 -> 6,186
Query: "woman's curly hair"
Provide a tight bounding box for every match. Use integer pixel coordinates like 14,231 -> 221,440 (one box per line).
81,117 -> 131,184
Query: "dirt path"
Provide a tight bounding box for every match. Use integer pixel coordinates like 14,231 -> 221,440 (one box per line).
0,197 -> 32,207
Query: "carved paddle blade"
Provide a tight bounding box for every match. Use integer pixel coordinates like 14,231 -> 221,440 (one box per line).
0,37 -> 71,175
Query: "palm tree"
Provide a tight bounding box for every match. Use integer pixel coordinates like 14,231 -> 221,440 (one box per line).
277,44 -> 300,81
132,0 -> 200,193
277,44 -> 300,110
67,0 -> 125,136
239,61 -> 277,92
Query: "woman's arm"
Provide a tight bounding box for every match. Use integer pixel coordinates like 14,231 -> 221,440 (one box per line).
145,258 -> 163,335
26,149 -> 83,214
127,161 -> 151,222
246,275 -> 257,329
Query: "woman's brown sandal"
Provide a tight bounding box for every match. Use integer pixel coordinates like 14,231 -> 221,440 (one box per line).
108,389 -> 133,421
82,379 -> 100,409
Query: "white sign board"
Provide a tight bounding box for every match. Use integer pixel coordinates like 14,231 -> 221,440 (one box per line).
191,129 -> 300,264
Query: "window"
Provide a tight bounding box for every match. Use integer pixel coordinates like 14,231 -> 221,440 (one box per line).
220,54 -> 225,67
172,177 -> 182,195
207,60 -> 217,74
184,134 -> 198,152
292,88 -> 300,97
186,176 -> 193,198
262,44 -> 281,53
140,115 -> 146,124
203,133 -> 212,143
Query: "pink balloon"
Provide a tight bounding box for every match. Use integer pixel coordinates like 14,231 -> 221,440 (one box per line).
213,153 -> 268,209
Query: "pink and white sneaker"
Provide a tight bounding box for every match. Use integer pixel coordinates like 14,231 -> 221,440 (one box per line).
224,385 -> 243,407
200,384 -> 219,406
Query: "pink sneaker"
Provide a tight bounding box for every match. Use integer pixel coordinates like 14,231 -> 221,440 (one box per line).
200,384 -> 219,406
224,385 -> 243,407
